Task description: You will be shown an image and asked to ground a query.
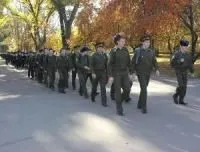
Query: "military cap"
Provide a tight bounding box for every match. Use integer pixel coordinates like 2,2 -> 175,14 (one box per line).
180,39 -> 189,47
140,34 -> 151,42
95,42 -> 105,48
80,46 -> 90,53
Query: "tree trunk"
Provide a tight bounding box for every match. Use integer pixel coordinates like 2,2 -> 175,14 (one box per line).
53,0 -> 80,48
191,30 -> 198,57
167,36 -> 172,55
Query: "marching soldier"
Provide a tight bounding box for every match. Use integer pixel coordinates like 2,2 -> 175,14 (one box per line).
28,52 -> 36,79
171,39 -> 194,105
43,48 -> 49,87
131,35 -> 159,114
47,49 -> 56,90
108,34 -> 133,116
35,50 -> 43,83
65,47 -> 72,89
57,48 -> 71,93
71,46 -> 80,90
76,46 -> 91,98
90,42 -> 108,107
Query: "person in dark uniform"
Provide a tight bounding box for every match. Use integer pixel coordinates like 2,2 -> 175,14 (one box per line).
28,52 -> 36,79
57,48 -> 71,93
108,34 -> 133,116
47,49 -> 56,90
131,35 -> 159,114
65,47 -> 72,89
109,46 -> 116,101
109,52 -> 132,102
90,42 -> 108,107
38,50 -> 45,83
35,50 -> 43,82
171,39 -> 194,105
76,46 -> 91,98
43,48 -> 49,87
71,46 -> 80,90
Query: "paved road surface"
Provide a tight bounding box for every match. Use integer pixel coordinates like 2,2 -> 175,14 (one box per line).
0,59 -> 200,152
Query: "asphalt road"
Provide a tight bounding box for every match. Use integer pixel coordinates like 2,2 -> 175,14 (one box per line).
0,59 -> 200,152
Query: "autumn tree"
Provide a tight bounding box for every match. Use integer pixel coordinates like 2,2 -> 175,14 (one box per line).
7,0 -> 55,50
75,0 -> 140,47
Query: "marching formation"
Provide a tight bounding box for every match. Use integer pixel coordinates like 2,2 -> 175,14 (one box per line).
0,34 -> 195,116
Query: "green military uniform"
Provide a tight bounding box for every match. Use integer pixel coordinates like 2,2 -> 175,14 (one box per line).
109,47 -> 132,115
35,52 -> 44,83
57,54 -> 71,93
171,48 -> 194,105
71,51 -> 78,90
65,53 -> 72,88
47,55 -> 56,90
43,53 -> 49,87
76,47 -> 90,98
131,47 -> 159,113
109,49 -> 115,101
28,53 -> 36,79
90,51 -> 108,106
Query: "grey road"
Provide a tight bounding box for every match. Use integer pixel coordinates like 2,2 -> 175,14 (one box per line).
0,59 -> 200,152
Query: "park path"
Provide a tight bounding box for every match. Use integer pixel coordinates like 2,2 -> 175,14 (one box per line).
0,58 -> 200,152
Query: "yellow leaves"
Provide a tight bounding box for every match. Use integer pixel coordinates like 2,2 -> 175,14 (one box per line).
0,16 -> 9,28
45,31 -> 62,51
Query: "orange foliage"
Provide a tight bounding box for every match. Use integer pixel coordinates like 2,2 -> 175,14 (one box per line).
74,0 -> 191,47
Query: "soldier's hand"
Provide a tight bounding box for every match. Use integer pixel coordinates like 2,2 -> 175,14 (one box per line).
84,66 -> 90,70
109,77 -> 114,84
191,74 -> 195,78
129,74 -> 133,81
180,58 -> 184,63
156,70 -> 160,77
92,73 -> 96,79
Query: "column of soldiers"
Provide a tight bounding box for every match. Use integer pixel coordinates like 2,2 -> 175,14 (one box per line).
0,33 -> 196,116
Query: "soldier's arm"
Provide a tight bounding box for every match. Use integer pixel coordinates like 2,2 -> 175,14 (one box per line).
56,57 -> 59,70
131,52 -> 136,74
127,52 -> 133,75
71,54 -> 76,69
76,56 -> 84,70
68,55 -> 73,70
108,50 -> 115,77
105,53 -> 108,73
171,52 -> 181,68
90,54 -> 95,73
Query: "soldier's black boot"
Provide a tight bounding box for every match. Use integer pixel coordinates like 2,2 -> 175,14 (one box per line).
173,94 -> 178,104
142,108 -> 147,114
84,90 -> 89,99
50,85 -> 55,91
141,101 -> 147,114
179,97 -> 188,105
125,97 -> 131,103
116,104 -> 124,116
102,101 -> 108,107
59,88 -> 66,94
117,111 -> 124,116
179,88 -> 187,105
73,86 -> 76,90
79,87 -> 83,96
111,95 -> 115,101
91,94 -> 95,102
137,101 -> 142,109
